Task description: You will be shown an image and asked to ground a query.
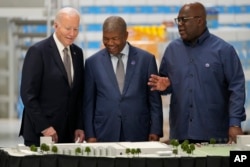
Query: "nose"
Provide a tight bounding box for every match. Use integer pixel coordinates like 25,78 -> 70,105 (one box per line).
177,21 -> 184,26
68,28 -> 78,37
69,29 -> 75,36
106,39 -> 115,45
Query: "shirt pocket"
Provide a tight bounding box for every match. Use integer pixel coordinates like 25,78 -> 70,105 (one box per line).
202,62 -> 224,82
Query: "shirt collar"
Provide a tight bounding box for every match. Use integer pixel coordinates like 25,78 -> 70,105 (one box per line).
183,28 -> 210,47
121,42 -> 129,56
111,42 -> 129,58
53,33 -> 69,52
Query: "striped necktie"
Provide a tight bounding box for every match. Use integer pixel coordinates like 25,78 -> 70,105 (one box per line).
116,54 -> 124,93
63,47 -> 72,86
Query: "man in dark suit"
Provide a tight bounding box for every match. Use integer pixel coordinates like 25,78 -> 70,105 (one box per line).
83,16 -> 163,142
19,7 -> 85,146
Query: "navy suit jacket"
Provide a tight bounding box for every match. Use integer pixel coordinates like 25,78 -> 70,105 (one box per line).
83,44 -> 163,142
19,35 -> 84,145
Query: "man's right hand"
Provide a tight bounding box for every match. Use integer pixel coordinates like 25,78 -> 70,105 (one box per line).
87,137 -> 97,143
42,126 -> 58,143
148,74 -> 171,91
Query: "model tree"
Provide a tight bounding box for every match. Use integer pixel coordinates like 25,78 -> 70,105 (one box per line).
30,145 -> 38,152
189,143 -> 195,154
40,143 -> 50,153
210,138 -> 216,146
125,148 -> 130,157
51,145 -> 58,154
84,146 -> 91,156
181,140 -> 189,151
181,140 -> 195,155
170,139 -> 179,155
136,148 -> 141,157
131,148 -> 136,157
75,147 -> 82,155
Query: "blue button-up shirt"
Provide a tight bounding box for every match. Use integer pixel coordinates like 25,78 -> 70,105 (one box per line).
160,28 -> 246,141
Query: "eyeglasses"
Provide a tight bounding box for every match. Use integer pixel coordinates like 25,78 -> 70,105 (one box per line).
174,16 -> 200,24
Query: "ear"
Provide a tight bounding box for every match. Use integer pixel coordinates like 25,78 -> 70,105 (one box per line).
197,17 -> 204,26
198,17 -> 207,25
125,31 -> 129,39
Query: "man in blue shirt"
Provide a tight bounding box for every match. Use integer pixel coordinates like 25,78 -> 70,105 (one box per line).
148,2 -> 246,144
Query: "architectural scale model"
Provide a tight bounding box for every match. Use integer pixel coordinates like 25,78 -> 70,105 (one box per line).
14,138 -> 173,157
2,135 -> 250,157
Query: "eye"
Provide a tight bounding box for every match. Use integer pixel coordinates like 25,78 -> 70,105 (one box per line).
174,16 -> 200,24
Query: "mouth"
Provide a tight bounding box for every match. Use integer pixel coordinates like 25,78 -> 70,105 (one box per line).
178,28 -> 185,34
66,36 -> 74,41
178,29 -> 187,38
107,46 -> 117,54
67,38 -> 74,42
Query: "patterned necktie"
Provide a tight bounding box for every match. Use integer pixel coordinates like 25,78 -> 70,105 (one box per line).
63,48 -> 72,86
116,54 -> 124,93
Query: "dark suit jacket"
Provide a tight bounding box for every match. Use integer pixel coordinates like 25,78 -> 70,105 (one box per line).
19,35 -> 84,146
83,43 -> 163,142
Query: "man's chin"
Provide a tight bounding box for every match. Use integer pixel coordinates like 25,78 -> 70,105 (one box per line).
180,34 -> 188,41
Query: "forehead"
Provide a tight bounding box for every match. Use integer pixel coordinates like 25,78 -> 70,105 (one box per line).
103,30 -> 122,37
179,5 -> 195,16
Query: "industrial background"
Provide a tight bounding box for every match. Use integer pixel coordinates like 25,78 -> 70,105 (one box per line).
0,0 -> 250,146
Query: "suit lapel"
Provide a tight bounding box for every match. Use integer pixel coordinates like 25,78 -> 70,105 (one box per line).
101,47 -> 138,95
101,51 -> 121,91
70,45 -> 78,87
49,36 -> 69,85
123,46 -> 138,94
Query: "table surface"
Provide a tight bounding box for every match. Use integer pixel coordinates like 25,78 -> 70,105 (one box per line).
0,144 -> 235,167
0,143 -> 236,158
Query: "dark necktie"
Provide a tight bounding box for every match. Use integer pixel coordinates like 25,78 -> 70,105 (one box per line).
63,48 -> 72,86
116,54 -> 124,93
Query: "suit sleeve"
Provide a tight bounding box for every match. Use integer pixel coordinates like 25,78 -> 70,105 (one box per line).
20,46 -> 50,133
148,55 -> 163,137
83,59 -> 96,138
74,47 -> 85,130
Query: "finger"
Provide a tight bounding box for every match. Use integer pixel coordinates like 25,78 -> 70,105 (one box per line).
54,135 -> 58,143
150,87 -> 157,91
227,138 -> 233,144
150,74 -> 158,79
148,78 -> 156,83
78,137 -> 84,143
